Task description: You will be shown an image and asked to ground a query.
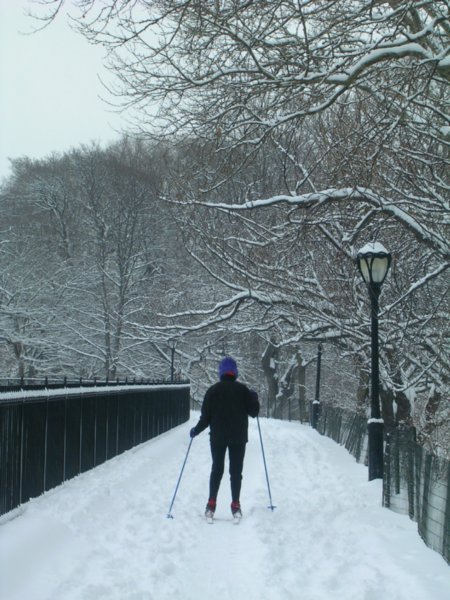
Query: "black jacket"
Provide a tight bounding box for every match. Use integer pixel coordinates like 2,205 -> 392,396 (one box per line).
193,376 -> 260,445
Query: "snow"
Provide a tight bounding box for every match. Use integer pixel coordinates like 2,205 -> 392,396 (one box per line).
0,383 -> 189,402
0,414 -> 448,600
357,242 -> 389,256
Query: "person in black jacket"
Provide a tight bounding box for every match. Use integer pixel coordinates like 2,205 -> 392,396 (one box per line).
190,356 -> 260,519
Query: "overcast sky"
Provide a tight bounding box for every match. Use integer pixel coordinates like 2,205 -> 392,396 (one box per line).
0,0 -> 124,183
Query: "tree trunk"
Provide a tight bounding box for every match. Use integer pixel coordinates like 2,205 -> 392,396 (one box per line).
261,341 -> 279,418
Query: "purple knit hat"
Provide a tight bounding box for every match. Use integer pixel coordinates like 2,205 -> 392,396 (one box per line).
218,356 -> 238,379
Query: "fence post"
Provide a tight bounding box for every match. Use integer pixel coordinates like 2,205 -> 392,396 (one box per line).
444,463 -> 450,564
395,427 -> 401,495
19,400 -> 25,505
43,398 -> 49,491
419,453 -> 433,543
407,427 -> 416,520
63,395 -> 68,482
311,342 -> 322,429
415,444 -> 423,530
383,431 -> 391,508
79,395 -> 83,475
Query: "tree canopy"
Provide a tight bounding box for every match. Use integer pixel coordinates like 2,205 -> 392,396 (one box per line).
7,0 -> 450,452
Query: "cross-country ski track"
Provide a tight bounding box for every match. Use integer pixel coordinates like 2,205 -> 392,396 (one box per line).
0,413 -> 448,600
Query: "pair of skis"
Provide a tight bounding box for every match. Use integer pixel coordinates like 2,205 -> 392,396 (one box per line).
206,512 -> 242,525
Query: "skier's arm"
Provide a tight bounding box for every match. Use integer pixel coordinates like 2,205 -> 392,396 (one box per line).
191,389 -> 212,436
247,389 -> 260,418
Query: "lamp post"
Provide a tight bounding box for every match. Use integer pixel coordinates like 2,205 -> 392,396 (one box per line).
169,340 -> 177,383
311,342 -> 322,430
356,242 -> 391,481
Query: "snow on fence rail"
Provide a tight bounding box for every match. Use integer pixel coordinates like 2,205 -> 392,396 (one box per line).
314,404 -> 450,565
0,381 -> 190,518
0,376 -> 184,391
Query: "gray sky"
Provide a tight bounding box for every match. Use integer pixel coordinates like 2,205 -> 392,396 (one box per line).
0,0 -> 124,183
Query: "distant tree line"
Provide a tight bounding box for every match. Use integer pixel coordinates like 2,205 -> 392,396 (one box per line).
1,0 -> 448,455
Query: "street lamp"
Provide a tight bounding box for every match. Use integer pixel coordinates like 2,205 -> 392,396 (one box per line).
356,242 -> 391,481
311,342 -> 323,430
169,340 -> 177,383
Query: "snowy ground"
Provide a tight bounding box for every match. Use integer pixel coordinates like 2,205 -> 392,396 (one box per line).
0,414 -> 448,600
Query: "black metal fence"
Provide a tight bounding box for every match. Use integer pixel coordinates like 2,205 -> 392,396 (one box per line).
315,404 -> 450,565
316,403 -> 368,464
384,426 -> 450,564
0,381 -> 190,517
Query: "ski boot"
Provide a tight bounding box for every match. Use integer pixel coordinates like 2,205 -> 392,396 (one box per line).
231,501 -> 242,523
205,499 -> 216,523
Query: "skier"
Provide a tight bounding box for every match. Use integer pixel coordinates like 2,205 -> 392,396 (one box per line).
190,356 -> 260,521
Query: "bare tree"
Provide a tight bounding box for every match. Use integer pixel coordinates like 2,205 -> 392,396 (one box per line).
24,1 -> 450,447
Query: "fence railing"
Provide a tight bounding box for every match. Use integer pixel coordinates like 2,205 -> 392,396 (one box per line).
384,426 -> 450,564
0,376 -> 182,391
314,404 -> 449,565
316,403 -> 368,464
0,382 -> 190,518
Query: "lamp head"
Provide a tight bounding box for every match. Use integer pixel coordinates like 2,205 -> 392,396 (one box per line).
356,242 -> 391,286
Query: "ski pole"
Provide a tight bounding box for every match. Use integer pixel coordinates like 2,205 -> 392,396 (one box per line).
257,416 -> 276,511
167,437 -> 193,519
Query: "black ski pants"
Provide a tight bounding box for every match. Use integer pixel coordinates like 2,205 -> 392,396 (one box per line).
209,443 -> 246,503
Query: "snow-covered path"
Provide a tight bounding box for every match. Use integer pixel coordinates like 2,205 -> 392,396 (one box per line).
0,414 -> 448,600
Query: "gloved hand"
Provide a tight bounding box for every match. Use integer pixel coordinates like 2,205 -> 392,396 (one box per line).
249,389 -> 260,418
190,427 -> 197,438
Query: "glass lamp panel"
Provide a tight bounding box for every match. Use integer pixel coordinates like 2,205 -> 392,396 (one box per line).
358,257 -> 371,283
371,256 -> 389,283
